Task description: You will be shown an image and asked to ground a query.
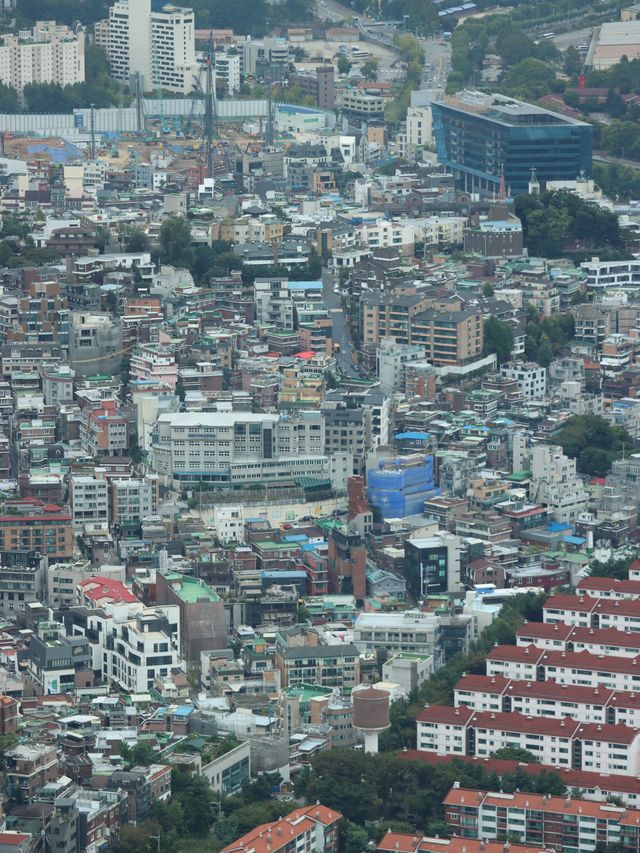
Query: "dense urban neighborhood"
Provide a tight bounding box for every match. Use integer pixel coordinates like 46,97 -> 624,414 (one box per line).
1,0 -> 640,850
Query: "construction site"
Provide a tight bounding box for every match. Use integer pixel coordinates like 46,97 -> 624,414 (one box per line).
0,47 -> 334,191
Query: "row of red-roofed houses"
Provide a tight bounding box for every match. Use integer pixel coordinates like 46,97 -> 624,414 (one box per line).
454,672 -> 640,727
486,642 -> 640,692
515,621 -> 640,656
542,591 -> 640,631
443,786 -> 640,852
376,829 -> 556,853
416,703 -> 640,774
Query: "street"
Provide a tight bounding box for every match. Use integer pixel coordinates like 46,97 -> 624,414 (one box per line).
322,271 -> 360,377
552,27 -> 593,50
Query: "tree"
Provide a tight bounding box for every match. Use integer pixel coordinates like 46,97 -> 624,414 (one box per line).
536,332 -> 553,368
160,216 -> 194,268
362,59 -> 379,81
492,747 -> 540,763
564,45 -> 582,76
483,317 -> 514,365
0,82 -> 19,113
341,820 -> 370,853
337,55 -> 352,76
496,27 -> 534,66
500,58 -> 556,101
120,226 -> 150,253
483,282 -> 494,297
556,414 -> 636,475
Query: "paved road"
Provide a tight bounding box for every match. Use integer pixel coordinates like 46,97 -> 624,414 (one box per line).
418,37 -> 451,91
594,152 -> 640,170
322,271 -> 360,377
552,27 -> 593,51
315,0 -> 374,25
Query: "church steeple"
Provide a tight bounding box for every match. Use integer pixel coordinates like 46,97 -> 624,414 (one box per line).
498,163 -> 506,201
529,166 -> 540,195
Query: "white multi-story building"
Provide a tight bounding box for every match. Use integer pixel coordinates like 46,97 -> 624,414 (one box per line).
353,610 -> 445,657
530,444 -> 588,523
150,410 -> 328,484
416,705 -> 640,774
487,643 -> 640,692
581,257 -> 640,292
543,592 -> 640,632
70,474 -> 110,534
0,21 -> 85,93
377,338 -> 426,395
111,476 -> 159,528
107,0 -> 199,94
500,360 -> 547,400
454,672 -> 640,728
105,608 -> 182,693
356,219 -> 415,255
406,106 -> 433,148
576,576 -> 640,599
212,506 -> 244,545
214,48 -> 241,95
516,621 -> 640,656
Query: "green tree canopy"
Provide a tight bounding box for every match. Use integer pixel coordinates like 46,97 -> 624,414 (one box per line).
556,414 -> 636,475
483,316 -> 515,365
160,216 -> 194,268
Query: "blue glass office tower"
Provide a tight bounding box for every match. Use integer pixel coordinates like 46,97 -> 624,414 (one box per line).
432,93 -> 593,196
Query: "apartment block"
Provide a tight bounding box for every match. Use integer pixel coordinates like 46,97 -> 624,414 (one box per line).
444,787 -> 640,851
105,608 -> 181,693
130,344 -> 177,390
0,498 -> 72,559
70,474 -> 110,534
454,673 -> 640,728
110,476 -> 159,528
275,626 -> 360,689
0,21 -> 85,92
500,361 -> 547,400
487,643 -> 640,692
530,445 -> 588,523
108,0 -> 199,93
516,622 -> 640,657
417,705 -> 640,773
543,592 -> 640,632
28,620 -> 93,693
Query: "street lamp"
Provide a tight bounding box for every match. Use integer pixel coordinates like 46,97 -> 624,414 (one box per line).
149,833 -> 161,853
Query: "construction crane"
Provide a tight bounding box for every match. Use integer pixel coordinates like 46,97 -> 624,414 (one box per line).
201,36 -> 216,180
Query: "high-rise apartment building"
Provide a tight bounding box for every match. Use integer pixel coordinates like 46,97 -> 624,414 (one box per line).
0,21 -> 85,93
107,0 -> 199,94
432,91 -> 592,195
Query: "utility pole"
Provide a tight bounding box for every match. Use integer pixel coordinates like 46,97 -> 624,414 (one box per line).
149,832 -> 161,853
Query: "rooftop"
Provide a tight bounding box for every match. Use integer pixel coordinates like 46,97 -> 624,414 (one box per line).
162,571 -> 220,603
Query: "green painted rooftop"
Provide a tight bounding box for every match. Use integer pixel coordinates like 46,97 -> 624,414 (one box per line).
162,571 -> 220,602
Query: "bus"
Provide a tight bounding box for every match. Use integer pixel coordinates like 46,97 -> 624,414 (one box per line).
542,32 -> 555,39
